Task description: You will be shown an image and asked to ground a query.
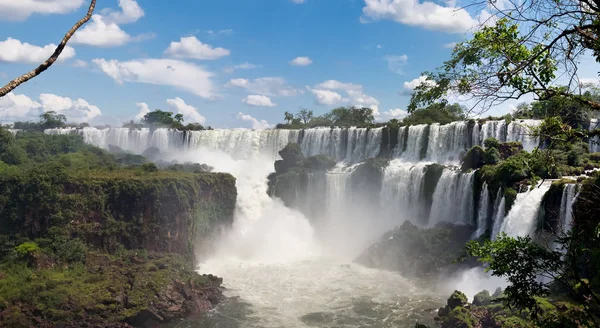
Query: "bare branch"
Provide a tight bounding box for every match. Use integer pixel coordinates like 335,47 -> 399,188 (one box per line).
0,0 -> 96,98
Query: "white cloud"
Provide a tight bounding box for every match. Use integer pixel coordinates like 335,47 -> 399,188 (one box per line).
378,108 -> 409,121
224,62 -> 260,74
236,112 -> 271,129
93,58 -> 215,99
206,29 -> 233,36
72,15 -> 132,47
72,0 -> 149,47
164,36 -> 230,60
102,0 -> 144,24
400,75 -> 436,95
72,59 -> 88,68
315,80 -> 362,92
225,77 -> 301,97
0,0 -> 84,21
384,54 -> 408,74
309,89 -> 344,105
0,92 -> 101,123
166,97 -> 206,124
443,42 -> 457,49
377,44 -> 384,49
290,56 -> 312,66
133,102 -> 150,121
311,79 -> 379,112
291,0 -> 306,3
242,95 -> 277,107
361,0 -> 482,33
0,38 -> 75,64
39,93 -> 102,122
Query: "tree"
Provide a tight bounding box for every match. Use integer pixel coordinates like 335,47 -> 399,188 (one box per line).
326,106 -> 375,127
0,0 -> 96,98
408,1 -> 600,114
403,102 -> 466,125
40,111 -> 67,129
141,109 -> 176,126
297,109 -> 313,124
174,114 -> 184,124
284,111 -> 294,124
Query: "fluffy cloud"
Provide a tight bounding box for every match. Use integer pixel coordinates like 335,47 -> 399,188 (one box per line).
309,89 -> 343,105
236,112 -> 271,129
164,36 -> 230,60
444,42 -> 457,49
0,38 -> 75,64
384,54 -> 408,74
72,16 -> 131,47
72,59 -> 88,68
0,92 -> 101,123
242,95 -> 277,107
224,62 -> 260,74
400,75 -> 436,95
133,102 -> 150,121
311,80 -> 379,111
0,0 -> 84,21
290,56 -> 312,66
378,108 -> 409,121
361,0 -> 481,33
72,0 -> 150,47
166,97 -> 206,124
225,77 -> 300,97
93,58 -> 215,99
102,0 -> 144,24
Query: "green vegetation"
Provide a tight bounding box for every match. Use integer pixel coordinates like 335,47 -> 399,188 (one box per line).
0,126 -> 237,326
122,109 -> 211,131
402,103 -> 466,126
277,106 -> 375,129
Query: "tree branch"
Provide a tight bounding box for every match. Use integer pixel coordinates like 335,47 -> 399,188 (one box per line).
0,0 -> 96,98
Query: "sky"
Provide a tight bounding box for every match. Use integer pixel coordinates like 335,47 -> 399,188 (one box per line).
0,0 -> 592,129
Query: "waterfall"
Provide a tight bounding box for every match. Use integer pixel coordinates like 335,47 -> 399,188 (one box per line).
428,169 -> 475,226
490,189 -> 505,240
473,182 -> 490,238
425,121 -> 468,163
477,119 -> 541,151
399,124 -> 428,161
499,181 -> 552,237
590,118 -> 600,153
379,161 -> 427,222
559,184 -> 580,236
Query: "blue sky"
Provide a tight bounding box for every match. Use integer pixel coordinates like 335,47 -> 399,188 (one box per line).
0,0 -> 532,128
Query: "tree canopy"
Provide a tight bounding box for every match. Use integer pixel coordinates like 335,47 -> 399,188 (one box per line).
409,0 -> 600,114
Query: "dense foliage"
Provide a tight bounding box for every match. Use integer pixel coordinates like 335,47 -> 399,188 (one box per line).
123,109 -> 211,131
0,127 -> 236,326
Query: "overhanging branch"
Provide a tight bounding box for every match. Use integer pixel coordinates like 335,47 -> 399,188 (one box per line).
0,0 -> 96,98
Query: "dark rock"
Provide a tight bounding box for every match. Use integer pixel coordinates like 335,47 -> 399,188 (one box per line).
447,290 -> 468,309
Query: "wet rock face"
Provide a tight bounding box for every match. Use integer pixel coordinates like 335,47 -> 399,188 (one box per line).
354,221 -> 477,279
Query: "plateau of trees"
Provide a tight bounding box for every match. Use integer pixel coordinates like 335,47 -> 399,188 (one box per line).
122,109 -> 211,131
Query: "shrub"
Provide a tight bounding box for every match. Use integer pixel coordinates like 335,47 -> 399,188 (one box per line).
484,137 -> 500,149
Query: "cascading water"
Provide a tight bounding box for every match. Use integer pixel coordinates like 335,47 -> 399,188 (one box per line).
499,181 -> 552,237
490,189 -> 506,240
559,184 -> 580,236
474,182 -> 490,238
590,118 -> 600,153
428,170 -> 475,226
43,122 -> 574,327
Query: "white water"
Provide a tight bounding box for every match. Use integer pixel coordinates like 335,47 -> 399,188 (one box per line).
476,119 -> 541,152
474,182 -> 490,238
559,184 -> 580,236
499,182 -> 552,237
490,190 -> 505,240
380,161 -> 428,223
428,169 -> 475,226
590,118 -> 600,153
